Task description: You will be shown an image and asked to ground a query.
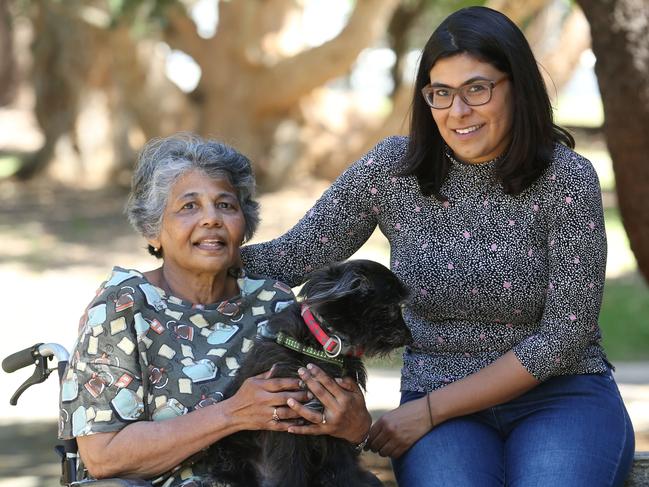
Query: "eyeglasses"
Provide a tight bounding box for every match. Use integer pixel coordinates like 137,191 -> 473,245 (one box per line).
421,76 -> 508,109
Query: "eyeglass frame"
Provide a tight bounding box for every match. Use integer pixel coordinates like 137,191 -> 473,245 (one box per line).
421,76 -> 509,110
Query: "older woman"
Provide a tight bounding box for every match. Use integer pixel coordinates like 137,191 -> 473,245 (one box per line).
58,134 -> 371,486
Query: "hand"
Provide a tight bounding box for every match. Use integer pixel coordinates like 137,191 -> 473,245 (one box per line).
286,363 -> 372,444
368,396 -> 432,458
227,369 -> 310,432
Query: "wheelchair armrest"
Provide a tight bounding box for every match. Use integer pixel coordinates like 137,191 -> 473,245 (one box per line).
70,479 -> 153,487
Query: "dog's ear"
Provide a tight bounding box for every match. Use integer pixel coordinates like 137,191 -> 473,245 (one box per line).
299,266 -> 370,306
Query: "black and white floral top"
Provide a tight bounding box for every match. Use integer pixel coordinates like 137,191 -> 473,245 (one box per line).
241,136 -> 610,392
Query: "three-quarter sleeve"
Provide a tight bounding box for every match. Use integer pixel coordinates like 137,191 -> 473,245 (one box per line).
59,284 -> 145,439
512,155 -> 607,381
241,137 -> 403,286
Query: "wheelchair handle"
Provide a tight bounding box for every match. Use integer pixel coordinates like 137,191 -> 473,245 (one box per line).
2,342 -> 70,373
3,343 -> 71,405
2,343 -> 43,373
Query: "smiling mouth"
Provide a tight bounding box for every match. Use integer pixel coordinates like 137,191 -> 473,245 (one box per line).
453,124 -> 484,135
194,239 -> 226,251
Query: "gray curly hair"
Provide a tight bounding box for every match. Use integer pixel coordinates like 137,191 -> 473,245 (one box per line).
125,133 -> 260,258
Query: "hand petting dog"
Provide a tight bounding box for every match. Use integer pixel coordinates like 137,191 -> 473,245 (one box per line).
225,369 -> 309,431
286,363 -> 372,445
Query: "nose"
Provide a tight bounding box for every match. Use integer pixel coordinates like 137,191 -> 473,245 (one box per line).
200,205 -> 222,227
449,93 -> 471,117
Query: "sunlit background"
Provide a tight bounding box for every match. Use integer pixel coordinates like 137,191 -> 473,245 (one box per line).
0,1 -> 647,485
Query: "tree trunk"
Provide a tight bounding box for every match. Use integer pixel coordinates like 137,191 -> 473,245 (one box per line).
163,0 -> 400,191
0,0 -> 15,106
15,1 -> 89,180
577,0 -> 649,283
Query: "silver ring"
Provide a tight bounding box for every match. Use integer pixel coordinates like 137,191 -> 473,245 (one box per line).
321,412 -> 327,424
272,407 -> 280,422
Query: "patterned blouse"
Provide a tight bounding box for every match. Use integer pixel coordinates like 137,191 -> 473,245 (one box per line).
241,136 -> 611,393
59,266 -> 294,486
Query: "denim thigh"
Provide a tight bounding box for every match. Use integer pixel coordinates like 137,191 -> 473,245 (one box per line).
501,371 -> 635,487
392,402 -> 505,487
392,371 -> 635,487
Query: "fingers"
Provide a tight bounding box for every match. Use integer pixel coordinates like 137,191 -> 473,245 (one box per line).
262,376 -> 305,393
286,397 -> 326,425
298,364 -> 344,407
338,376 -> 362,393
271,405 -> 302,421
369,423 -> 402,458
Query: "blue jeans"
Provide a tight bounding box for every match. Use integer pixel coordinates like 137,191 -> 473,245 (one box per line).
392,371 -> 635,487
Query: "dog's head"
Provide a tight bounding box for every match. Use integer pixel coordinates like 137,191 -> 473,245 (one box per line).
298,259 -> 411,356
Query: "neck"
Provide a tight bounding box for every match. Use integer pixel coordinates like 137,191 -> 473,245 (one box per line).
444,145 -> 505,166
148,265 -> 239,305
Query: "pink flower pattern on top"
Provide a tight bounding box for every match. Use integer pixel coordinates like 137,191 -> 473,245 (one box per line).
242,136 -> 609,390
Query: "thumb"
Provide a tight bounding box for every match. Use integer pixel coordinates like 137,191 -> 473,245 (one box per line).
337,376 -> 360,392
253,364 -> 278,380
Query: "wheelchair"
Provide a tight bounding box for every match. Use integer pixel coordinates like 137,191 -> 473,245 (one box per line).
3,342 -> 153,487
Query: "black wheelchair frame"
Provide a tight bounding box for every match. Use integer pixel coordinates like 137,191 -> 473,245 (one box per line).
3,342 -> 153,487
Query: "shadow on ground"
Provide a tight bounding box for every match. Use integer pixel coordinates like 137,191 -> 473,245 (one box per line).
0,415 -> 398,487
0,421 -> 61,486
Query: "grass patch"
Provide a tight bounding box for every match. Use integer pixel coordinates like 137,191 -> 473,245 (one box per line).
0,155 -> 21,178
604,207 -> 637,278
600,272 -> 649,361
364,349 -> 406,370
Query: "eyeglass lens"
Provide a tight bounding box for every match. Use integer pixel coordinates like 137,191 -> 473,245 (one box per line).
423,82 -> 493,109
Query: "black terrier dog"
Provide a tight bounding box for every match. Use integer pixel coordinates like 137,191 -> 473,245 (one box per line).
207,259 -> 411,487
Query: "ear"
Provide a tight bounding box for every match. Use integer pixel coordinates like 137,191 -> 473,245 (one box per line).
146,236 -> 161,251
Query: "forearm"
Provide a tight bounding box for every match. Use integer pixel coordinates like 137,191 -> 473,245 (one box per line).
79,397 -> 246,479
429,350 -> 540,425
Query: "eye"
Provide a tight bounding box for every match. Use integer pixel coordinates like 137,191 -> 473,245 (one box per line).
181,201 -> 197,210
216,201 -> 235,210
466,83 -> 488,94
434,88 -> 451,97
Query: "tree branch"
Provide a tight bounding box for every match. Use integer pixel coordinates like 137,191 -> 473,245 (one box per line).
254,0 -> 400,114
486,0 -> 550,26
163,3 -> 209,65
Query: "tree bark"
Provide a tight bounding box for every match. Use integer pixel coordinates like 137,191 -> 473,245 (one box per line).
15,0 -> 89,180
163,0 -> 400,190
0,0 -> 15,106
533,6 -> 591,96
577,0 -> 649,283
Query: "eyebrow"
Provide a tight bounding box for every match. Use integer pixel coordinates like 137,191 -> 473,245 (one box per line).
430,76 -> 492,87
177,191 -> 237,201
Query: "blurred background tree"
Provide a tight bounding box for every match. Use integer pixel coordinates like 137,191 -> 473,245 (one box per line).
1,0 -> 648,285
0,0 -> 15,106
576,0 -> 649,289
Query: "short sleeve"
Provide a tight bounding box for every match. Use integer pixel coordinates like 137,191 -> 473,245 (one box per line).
59,277 -> 146,439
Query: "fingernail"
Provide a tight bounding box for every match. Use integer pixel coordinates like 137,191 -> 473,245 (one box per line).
306,363 -> 314,370
298,379 -> 305,389
307,391 -> 313,400
298,368 -> 306,376
335,377 -> 343,384
287,398 -> 295,407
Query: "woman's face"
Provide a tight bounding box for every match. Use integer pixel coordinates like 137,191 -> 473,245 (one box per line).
148,169 -> 246,277
427,53 -> 513,164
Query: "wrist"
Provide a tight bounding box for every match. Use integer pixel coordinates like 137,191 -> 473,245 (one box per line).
426,390 -> 447,427
352,432 -> 370,453
348,411 -> 372,445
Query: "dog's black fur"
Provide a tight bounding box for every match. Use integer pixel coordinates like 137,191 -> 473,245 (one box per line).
207,259 -> 411,487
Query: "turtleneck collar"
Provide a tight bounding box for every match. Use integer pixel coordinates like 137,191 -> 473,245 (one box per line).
444,146 -> 504,173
